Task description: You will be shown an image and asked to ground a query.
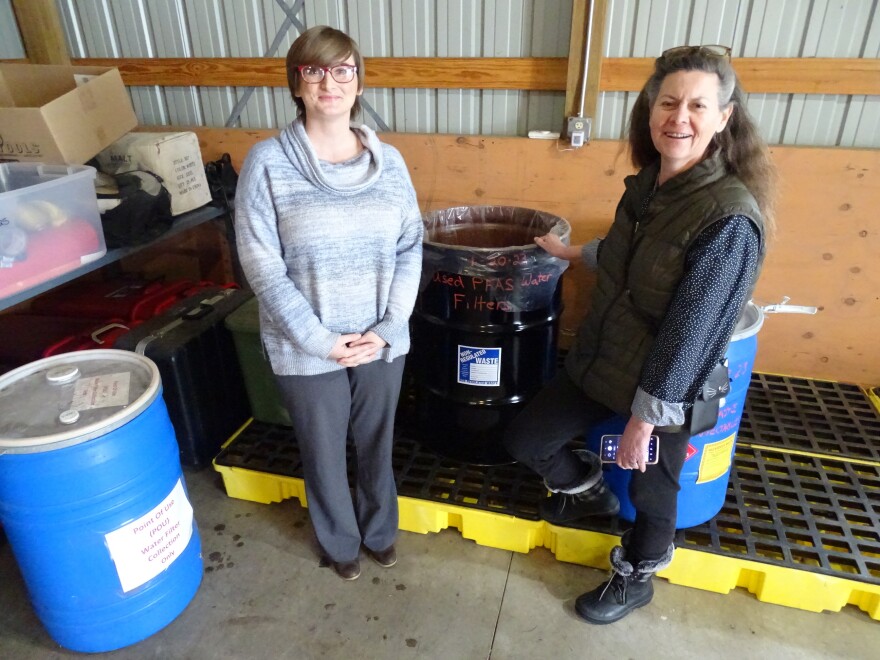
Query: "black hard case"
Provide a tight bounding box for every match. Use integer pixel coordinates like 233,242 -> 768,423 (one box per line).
114,287 -> 254,468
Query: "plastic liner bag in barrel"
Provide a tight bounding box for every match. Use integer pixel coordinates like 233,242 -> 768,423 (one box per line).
0,350 -> 203,653
411,205 -> 571,464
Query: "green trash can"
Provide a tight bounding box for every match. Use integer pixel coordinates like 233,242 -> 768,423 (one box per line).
224,296 -> 291,427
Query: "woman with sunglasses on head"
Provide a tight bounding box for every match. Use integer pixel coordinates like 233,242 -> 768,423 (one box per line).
235,26 -> 423,581
504,45 -> 776,622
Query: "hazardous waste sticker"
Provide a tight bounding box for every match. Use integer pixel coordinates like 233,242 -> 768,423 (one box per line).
696,433 -> 736,484
458,345 -> 501,387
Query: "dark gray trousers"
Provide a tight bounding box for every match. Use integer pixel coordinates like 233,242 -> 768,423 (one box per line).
275,357 -> 405,562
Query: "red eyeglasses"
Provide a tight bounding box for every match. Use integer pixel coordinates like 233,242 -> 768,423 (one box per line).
297,65 -> 358,84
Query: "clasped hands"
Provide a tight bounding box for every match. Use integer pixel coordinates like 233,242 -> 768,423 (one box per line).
329,331 -> 386,367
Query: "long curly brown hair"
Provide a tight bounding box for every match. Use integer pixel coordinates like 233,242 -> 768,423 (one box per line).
628,48 -> 777,238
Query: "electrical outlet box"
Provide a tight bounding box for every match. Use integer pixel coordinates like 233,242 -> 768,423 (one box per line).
567,116 -> 591,148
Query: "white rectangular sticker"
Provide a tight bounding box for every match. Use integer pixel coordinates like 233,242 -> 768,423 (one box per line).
70,372 -> 131,411
457,345 -> 501,387
104,479 -> 195,592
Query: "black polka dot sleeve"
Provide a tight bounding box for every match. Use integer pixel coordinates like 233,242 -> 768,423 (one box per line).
631,215 -> 762,427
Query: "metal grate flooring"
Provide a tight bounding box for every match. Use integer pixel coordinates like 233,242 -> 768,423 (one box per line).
677,444 -> 880,583
214,373 -> 880,587
739,373 -> 880,461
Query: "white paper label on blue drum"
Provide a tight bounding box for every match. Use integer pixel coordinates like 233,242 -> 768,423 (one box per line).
104,479 -> 195,592
457,345 -> 501,387
71,372 -> 131,410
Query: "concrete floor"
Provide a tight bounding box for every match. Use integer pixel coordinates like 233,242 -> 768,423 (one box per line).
1,466 -> 877,659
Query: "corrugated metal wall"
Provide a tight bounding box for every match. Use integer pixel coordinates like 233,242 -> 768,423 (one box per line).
48,0 -> 572,136
0,0 -> 25,58
599,0 -> 880,148
1,0 -> 877,147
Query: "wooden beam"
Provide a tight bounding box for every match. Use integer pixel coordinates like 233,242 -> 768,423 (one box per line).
733,57 -> 880,95
73,57 -> 569,91
600,57 -> 880,96
11,0 -> 69,65
365,57 -> 567,91
73,56 -> 880,97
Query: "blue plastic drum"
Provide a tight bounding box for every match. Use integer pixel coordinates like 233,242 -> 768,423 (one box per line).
587,302 -> 764,529
0,349 -> 202,653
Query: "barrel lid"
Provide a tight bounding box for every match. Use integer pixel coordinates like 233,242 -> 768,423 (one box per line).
731,301 -> 764,342
0,349 -> 161,454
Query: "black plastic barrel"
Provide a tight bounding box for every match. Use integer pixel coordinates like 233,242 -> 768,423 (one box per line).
411,206 -> 571,464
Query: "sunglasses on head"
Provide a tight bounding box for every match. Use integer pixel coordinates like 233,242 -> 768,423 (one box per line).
661,44 -> 732,60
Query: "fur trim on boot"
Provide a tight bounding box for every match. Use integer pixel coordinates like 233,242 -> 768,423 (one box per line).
544,450 -> 603,494
574,538 -> 674,624
539,450 -> 619,523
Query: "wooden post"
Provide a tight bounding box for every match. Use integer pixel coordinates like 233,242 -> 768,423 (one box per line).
563,0 -> 588,134
563,0 -> 607,137
12,0 -> 70,65
582,0 -> 607,126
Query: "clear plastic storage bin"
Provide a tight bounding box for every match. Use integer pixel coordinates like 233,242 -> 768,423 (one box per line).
0,163 -> 105,301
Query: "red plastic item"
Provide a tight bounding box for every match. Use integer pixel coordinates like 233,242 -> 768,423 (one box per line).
43,319 -> 137,357
0,315 -> 129,366
0,219 -> 103,300
29,278 -> 207,323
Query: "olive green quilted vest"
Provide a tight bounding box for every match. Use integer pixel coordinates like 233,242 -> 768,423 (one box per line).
564,154 -> 765,416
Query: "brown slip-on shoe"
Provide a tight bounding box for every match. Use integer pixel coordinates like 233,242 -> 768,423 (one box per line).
367,545 -> 397,568
332,559 -> 361,580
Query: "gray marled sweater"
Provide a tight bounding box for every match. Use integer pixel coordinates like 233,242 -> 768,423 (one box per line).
234,118 -> 423,376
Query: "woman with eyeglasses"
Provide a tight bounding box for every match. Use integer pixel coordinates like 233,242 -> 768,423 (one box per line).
235,26 -> 423,581
504,45 -> 777,622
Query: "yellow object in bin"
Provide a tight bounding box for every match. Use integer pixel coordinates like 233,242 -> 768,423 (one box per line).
0,163 -> 106,302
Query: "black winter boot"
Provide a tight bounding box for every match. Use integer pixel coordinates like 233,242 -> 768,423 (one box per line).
540,449 -> 619,524
575,536 -> 674,624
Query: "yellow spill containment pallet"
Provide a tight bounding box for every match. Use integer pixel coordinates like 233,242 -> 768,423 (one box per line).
868,386 -> 880,416
214,372 -> 880,621
213,457 -> 880,620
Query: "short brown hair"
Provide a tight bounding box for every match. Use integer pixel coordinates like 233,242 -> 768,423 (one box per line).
285,26 -> 365,120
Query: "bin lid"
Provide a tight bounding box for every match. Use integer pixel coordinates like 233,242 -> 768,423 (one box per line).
0,349 -> 160,454
223,295 -> 261,334
731,301 -> 764,342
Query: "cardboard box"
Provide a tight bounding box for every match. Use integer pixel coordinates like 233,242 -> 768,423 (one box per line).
95,132 -> 212,216
0,163 -> 106,301
0,64 -> 138,165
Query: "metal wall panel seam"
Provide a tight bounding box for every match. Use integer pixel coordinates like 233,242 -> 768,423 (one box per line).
0,0 -> 24,58
224,0 -> 303,127
55,0 -> 87,58
148,0 -> 203,126
305,0 -> 346,28
435,0 -> 481,136
348,1 -> 394,132
188,0 -> 236,128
